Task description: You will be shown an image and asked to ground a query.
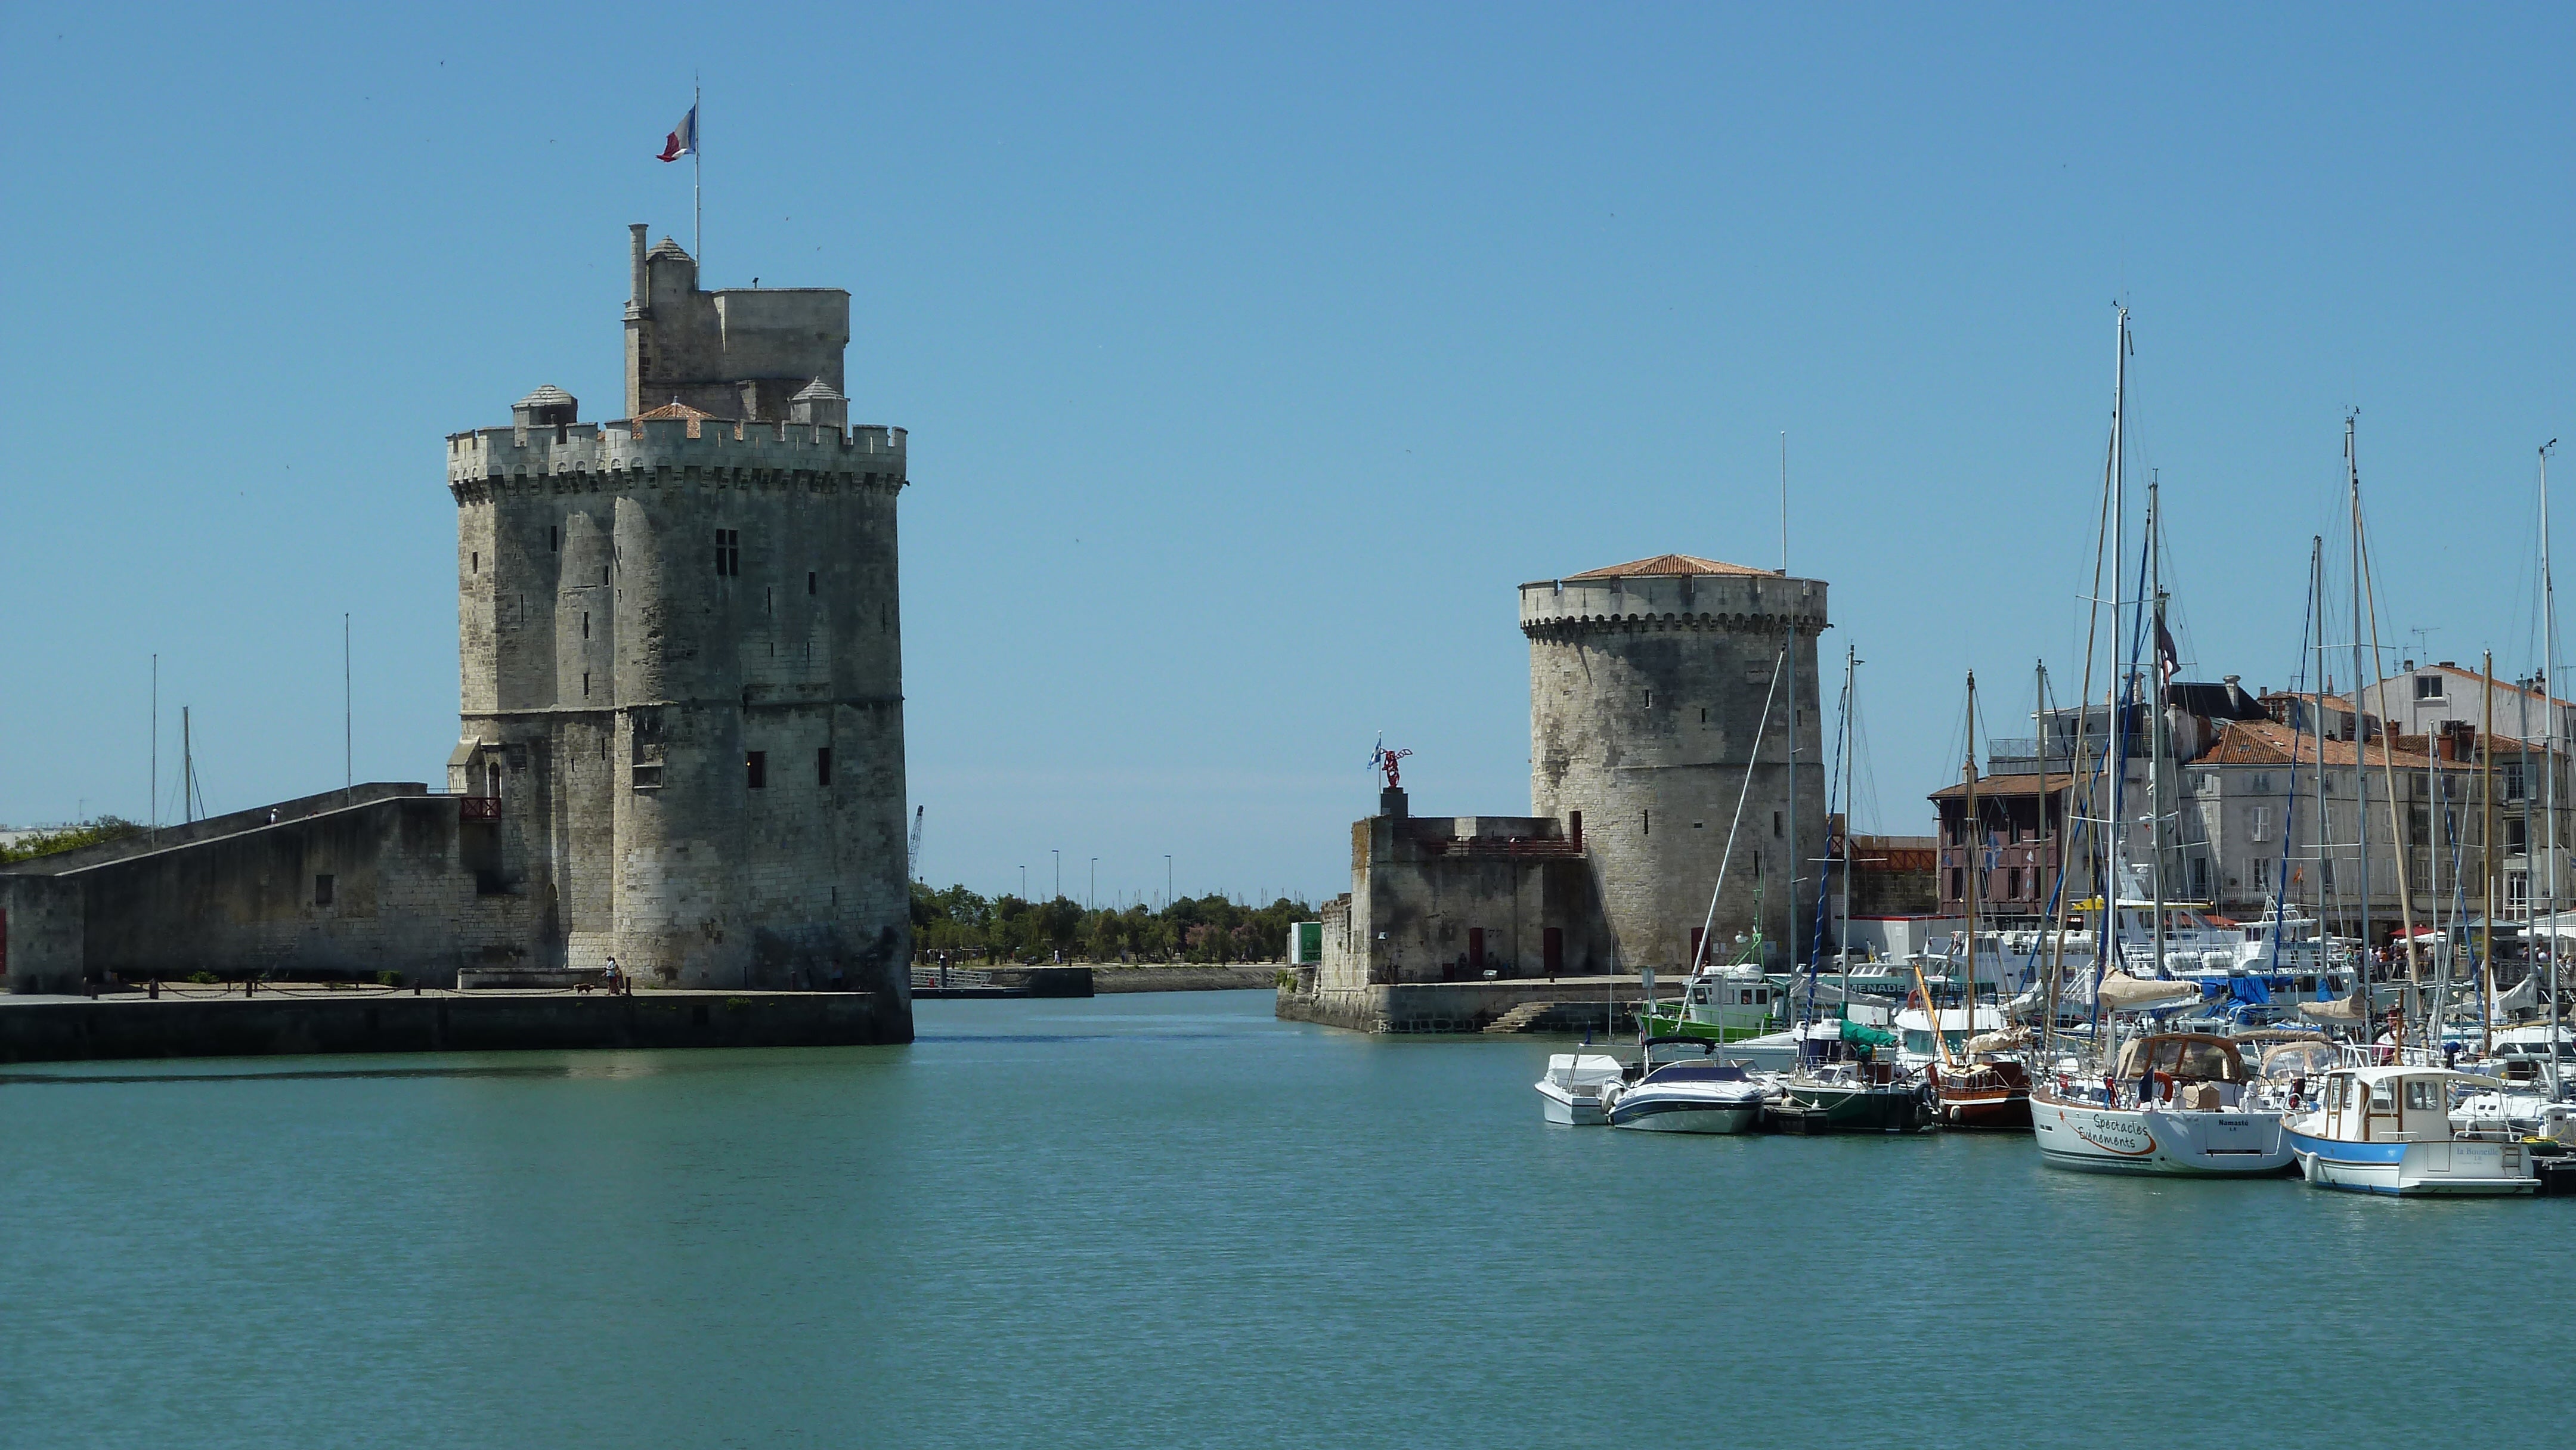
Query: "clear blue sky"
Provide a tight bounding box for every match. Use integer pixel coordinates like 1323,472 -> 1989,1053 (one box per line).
6,4 -> 2572,905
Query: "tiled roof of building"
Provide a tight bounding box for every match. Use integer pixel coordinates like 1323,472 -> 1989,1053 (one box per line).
647,236 -> 694,262
515,384 -> 575,409
1927,772 -> 2076,801
790,377 -> 844,401
1565,553 -> 1776,580
2205,718 -> 2442,770
634,400 -> 717,420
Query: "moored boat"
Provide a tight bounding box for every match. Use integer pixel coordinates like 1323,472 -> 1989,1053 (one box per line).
1535,1052 -> 1624,1126
1603,1037 -> 1769,1133
1770,1058 -> 1930,1133
1928,1043 -> 2034,1130
2027,1032 -> 2293,1174
2283,1065 -> 2538,1195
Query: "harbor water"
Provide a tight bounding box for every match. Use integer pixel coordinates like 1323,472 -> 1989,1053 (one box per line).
3,989 -> 2562,1448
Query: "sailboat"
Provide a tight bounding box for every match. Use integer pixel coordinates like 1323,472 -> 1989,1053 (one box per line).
2024,309 -> 2294,1175
1765,646 -> 1930,1133
1927,671 -> 2036,1128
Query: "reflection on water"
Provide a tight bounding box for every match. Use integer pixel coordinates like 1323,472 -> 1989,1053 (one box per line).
2,989 -> 2563,1449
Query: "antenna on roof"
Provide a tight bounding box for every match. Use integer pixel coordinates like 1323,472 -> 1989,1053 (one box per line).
1779,430 -> 1789,575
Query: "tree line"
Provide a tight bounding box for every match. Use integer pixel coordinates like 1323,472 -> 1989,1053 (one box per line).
911,883 -> 1318,964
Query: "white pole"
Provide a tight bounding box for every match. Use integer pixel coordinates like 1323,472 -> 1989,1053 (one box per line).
694,78 -> 703,271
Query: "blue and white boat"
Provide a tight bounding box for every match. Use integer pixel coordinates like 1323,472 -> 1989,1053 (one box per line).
2282,1065 -> 2538,1196
1602,1038 -> 1770,1133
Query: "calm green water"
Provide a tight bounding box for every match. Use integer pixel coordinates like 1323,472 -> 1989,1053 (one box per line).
2,989 -> 2563,1448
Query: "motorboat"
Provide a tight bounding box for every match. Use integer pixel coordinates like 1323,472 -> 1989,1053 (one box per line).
1535,1053 -> 1625,1126
1601,1037 -> 1769,1133
1640,962 -> 1779,1044
2284,1066 -> 2538,1196
2027,1032 -> 2293,1175
1770,1056 -> 1930,1133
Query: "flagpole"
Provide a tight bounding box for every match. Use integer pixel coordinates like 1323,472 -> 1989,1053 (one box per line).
693,77 -> 702,270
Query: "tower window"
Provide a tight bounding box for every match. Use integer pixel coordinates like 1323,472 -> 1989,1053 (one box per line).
766,585 -> 773,616
716,528 -> 741,577
746,751 -> 767,789
1644,690 -> 1652,708
582,612 -> 590,639
808,571 -> 818,596
549,525 -> 560,553
582,671 -> 590,697
1643,811 -> 1650,836
470,552 -> 478,573
816,747 -> 833,786
1773,811 -> 1782,838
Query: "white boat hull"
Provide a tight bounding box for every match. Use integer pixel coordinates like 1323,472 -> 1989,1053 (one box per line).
2284,1126 -> 2537,1196
1536,1080 -> 1607,1126
2029,1095 -> 2293,1175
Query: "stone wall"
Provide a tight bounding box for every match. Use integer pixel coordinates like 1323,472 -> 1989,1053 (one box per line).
1521,569 -> 1828,969
4,791 -> 544,992
1319,795 -> 1610,990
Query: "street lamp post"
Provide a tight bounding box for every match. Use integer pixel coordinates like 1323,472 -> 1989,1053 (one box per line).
1089,857 -> 1098,912
1052,849 -> 1060,903
1165,854 -> 1174,910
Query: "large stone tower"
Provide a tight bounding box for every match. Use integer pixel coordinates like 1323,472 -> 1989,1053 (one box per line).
443,228 -> 910,1018
1521,554 -> 1828,970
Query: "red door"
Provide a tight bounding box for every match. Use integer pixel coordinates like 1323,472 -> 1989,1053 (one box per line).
1467,927 -> 1485,976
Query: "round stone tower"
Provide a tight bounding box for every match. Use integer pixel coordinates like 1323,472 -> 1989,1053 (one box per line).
444,230 -> 910,1026
1521,554 -> 1829,971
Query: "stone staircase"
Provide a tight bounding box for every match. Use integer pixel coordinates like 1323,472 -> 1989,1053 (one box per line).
1482,999 -> 1638,1034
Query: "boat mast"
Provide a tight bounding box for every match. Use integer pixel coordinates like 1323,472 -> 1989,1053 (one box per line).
2315,541 -> 2332,947
2148,479 -> 2168,977
1787,611 -> 1800,977
1840,643 -> 1857,1009
2544,439 -> 2563,1091
1964,670 -> 1981,1024
2354,429 -> 2420,1047
2103,306 -> 2130,1017
2036,655 -> 2057,1040
2349,417 -> 2371,1022
2485,650 -> 2497,1058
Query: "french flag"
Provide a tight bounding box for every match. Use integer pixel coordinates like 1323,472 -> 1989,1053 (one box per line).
658,105 -> 697,163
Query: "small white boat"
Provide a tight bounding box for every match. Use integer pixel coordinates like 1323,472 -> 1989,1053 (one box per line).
2284,1066 -> 2539,1196
1535,1053 -> 1626,1126
1603,1039 -> 1769,1133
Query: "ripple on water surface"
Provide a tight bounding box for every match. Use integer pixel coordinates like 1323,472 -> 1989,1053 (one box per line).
1,990 -> 2562,1448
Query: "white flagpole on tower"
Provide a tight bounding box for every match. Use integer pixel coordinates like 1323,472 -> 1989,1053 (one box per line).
693,76 -> 702,269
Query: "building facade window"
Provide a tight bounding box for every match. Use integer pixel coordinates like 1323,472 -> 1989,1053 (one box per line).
2416,674 -> 2443,700
808,571 -> 818,596
549,525 -> 561,553
314,873 -> 335,907
816,747 -> 832,786
716,528 -> 741,577
746,751 -> 767,789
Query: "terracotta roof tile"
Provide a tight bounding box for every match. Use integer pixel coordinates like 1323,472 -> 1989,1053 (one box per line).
1564,553 -> 1778,580
1927,772 -> 2076,801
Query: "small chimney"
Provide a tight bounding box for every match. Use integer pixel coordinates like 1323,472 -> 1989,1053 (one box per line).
628,224 -> 649,312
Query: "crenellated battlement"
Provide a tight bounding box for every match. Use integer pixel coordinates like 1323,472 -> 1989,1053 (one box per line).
445,418 -> 907,495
